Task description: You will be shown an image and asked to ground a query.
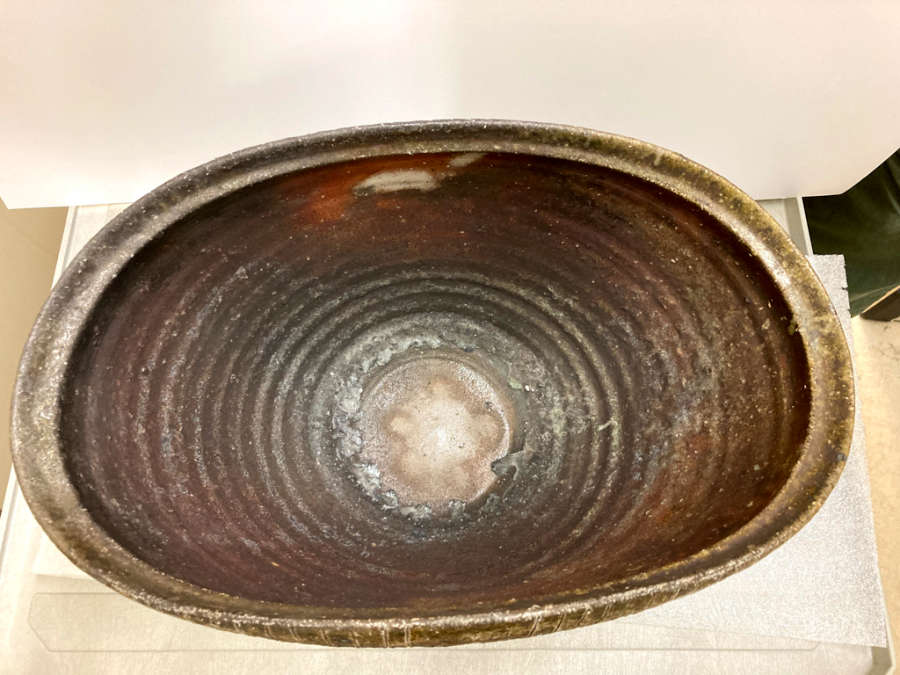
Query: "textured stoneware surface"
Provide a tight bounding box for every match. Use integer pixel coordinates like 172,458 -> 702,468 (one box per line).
11,121 -> 854,647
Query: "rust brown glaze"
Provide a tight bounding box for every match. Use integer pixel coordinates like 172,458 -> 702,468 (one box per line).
11,121 -> 853,647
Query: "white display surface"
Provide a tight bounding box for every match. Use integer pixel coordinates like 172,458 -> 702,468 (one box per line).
1,1 -> 899,208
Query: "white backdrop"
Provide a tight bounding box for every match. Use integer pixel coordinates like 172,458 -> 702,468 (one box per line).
1,1 -> 898,207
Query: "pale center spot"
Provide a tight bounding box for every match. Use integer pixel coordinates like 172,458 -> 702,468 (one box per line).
358,356 -> 513,510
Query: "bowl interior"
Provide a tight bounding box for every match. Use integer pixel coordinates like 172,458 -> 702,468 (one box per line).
61,151 -> 810,611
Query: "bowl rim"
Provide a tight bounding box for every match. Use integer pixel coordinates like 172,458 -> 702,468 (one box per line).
10,119 -> 854,646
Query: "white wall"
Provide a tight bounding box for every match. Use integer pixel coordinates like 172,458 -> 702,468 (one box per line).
1,1 -> 899,207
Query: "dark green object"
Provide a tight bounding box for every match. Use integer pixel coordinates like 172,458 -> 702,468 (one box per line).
805,149 -> 900,316
861,286 -> 900,321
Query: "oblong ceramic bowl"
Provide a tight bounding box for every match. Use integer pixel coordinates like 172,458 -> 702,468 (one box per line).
12,120 -> 853,647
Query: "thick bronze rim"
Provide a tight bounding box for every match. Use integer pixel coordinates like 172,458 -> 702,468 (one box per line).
11,120 -> 853,646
